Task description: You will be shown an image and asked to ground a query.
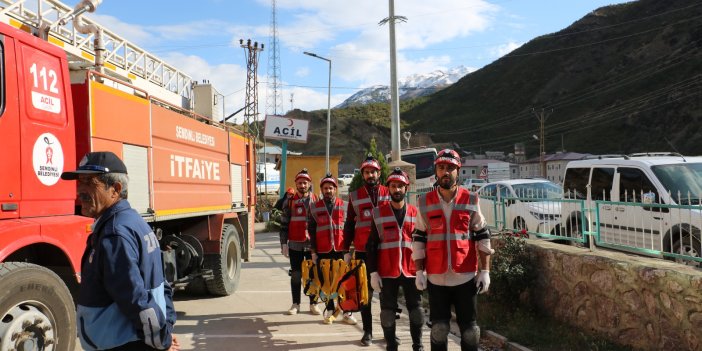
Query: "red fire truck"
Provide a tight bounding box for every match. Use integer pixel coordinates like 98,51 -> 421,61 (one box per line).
0,1 -> 256,350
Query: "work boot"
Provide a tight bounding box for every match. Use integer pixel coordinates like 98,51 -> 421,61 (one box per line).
361,331 -> 373,346
286,304 -> 300,315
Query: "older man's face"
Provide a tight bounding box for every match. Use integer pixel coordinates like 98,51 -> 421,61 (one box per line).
77,175 -> 120,218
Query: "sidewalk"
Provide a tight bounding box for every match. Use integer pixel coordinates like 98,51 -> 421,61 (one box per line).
175,226 -> 466,350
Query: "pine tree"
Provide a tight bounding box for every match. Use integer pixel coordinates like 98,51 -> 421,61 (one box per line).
349,137 -> 390,192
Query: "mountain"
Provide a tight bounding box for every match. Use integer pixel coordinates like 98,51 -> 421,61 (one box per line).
336,66 -> 473,108
402,0 -> 702,157
261,0 -> 702,168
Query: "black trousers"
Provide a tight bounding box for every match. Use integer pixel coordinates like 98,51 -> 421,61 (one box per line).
379,275 -> 421,315
354,251 -> 373,333
289,248 -> 315,305
428,279 -> 479,350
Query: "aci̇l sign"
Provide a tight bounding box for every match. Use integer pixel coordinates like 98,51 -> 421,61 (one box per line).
263,115 -> 309,143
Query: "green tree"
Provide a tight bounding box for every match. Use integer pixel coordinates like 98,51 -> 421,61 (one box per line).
349,137 -> 390,192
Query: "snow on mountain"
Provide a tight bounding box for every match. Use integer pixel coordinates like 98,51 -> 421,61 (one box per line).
336,65 -> 473,108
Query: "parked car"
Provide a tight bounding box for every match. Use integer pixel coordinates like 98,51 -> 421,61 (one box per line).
462,178 -> 487,191
338,173 -> 355,186
560,153 -> 702,266
477,179 -> 562,235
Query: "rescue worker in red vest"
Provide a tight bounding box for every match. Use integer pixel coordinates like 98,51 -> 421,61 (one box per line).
344,154 -> 391,346
366,168 -> 424,351
308,173 -> 356,325
412,149 -> 494,351
279,169 -> 322,316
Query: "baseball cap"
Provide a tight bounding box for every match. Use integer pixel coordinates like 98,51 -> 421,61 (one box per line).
61,151 -> 128,180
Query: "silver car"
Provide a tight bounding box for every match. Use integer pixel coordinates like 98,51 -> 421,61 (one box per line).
477,179 -> 562,235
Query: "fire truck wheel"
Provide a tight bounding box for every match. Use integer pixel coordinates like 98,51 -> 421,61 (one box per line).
205,224 -> 241,296
0,262 -> 76,351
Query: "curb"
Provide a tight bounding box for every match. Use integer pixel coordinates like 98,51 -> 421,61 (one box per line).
481,329 -> 533,351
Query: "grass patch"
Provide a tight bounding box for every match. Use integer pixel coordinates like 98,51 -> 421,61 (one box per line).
478,299 -> 632,351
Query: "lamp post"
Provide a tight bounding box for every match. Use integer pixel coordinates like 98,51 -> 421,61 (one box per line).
303,51 -> 332,174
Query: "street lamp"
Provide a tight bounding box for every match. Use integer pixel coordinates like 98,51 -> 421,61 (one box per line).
303,51 -> 332,174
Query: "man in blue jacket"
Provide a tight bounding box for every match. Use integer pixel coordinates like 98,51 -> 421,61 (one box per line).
62,151 -> 178,351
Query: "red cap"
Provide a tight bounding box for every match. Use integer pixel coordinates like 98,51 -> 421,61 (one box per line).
434,149 -> 461,168
320,173 -> 338,188
360,153 -> 381,172
386,167 -> 409,186
295,168 -> 312,182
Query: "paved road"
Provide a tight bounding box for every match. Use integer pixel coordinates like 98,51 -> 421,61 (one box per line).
170,229 -> 465,350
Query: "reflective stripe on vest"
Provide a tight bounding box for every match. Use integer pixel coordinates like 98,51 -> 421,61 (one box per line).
372,204 -> 417,278
350,185 -> 390,252
289,194 -> 317,242
310,198 -> 347,253
419,188 -> 479,275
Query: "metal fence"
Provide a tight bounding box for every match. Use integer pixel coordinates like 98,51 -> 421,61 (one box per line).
479,195 -> 702,267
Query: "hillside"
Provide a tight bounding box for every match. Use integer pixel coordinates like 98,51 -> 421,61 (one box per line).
402,0 -> 702,157
254,98 -> 431,167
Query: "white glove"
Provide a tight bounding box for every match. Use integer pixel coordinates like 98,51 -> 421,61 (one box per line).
370,272 -> 382,292
281,243 -> 289,258
415,270 -> 427,291
475,270 -> 490,294
477,239 -> 494,255
311,252 -> 318,264
343,252 -> 352,264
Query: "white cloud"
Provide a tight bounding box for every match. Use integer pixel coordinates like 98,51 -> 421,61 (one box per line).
295,67 -> 310,77
490,41 -> 523,58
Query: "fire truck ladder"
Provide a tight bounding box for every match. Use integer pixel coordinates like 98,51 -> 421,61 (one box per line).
0,0 -> 193,107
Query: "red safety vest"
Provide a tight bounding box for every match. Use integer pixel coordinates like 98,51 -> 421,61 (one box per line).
372,203 -> 417,278
288,193 -> 317,242
418,187 -> 480,275
310,197 -> 347,253
349,185 -> 390,252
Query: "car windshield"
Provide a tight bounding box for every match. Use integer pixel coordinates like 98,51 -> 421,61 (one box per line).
652,162 -> 702,205
511,182 -> 563,200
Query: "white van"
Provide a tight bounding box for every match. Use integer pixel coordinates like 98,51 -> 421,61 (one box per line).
560,153 -> 702,265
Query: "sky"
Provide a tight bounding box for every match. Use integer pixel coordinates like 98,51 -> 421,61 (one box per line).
83,0 -> 632,124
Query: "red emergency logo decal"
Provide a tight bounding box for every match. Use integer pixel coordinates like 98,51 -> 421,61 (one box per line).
33,133 -> 64,186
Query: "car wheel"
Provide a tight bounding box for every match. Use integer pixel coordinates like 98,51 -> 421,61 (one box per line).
669,231 -> 701,267
514,217 -> 528,231
566,215 -> 589,247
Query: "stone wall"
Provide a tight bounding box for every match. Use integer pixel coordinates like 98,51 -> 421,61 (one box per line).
526,240 -> 702,351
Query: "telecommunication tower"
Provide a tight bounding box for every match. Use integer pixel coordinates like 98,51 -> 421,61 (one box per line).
266,0 -> 283,116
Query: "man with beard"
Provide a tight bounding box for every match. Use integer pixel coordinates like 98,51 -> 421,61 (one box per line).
344,154 -> 391,346
308,173 -> 356,325
279,169 -> 322,316
412,149 -> 494,351
366,168 -> 424,351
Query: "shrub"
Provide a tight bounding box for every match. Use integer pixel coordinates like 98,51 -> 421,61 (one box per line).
486,230 -> 536,311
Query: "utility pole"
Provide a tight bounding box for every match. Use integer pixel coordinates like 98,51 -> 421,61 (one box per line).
532,108 -> 553,178
380,0 -> 407,163
240,39 -> 264,130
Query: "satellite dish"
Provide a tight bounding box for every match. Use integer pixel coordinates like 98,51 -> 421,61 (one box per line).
402,131 -> 412,148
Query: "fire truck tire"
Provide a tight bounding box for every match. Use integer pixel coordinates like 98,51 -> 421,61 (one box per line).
205,224 -> 241,296
0,262 -> 76,351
